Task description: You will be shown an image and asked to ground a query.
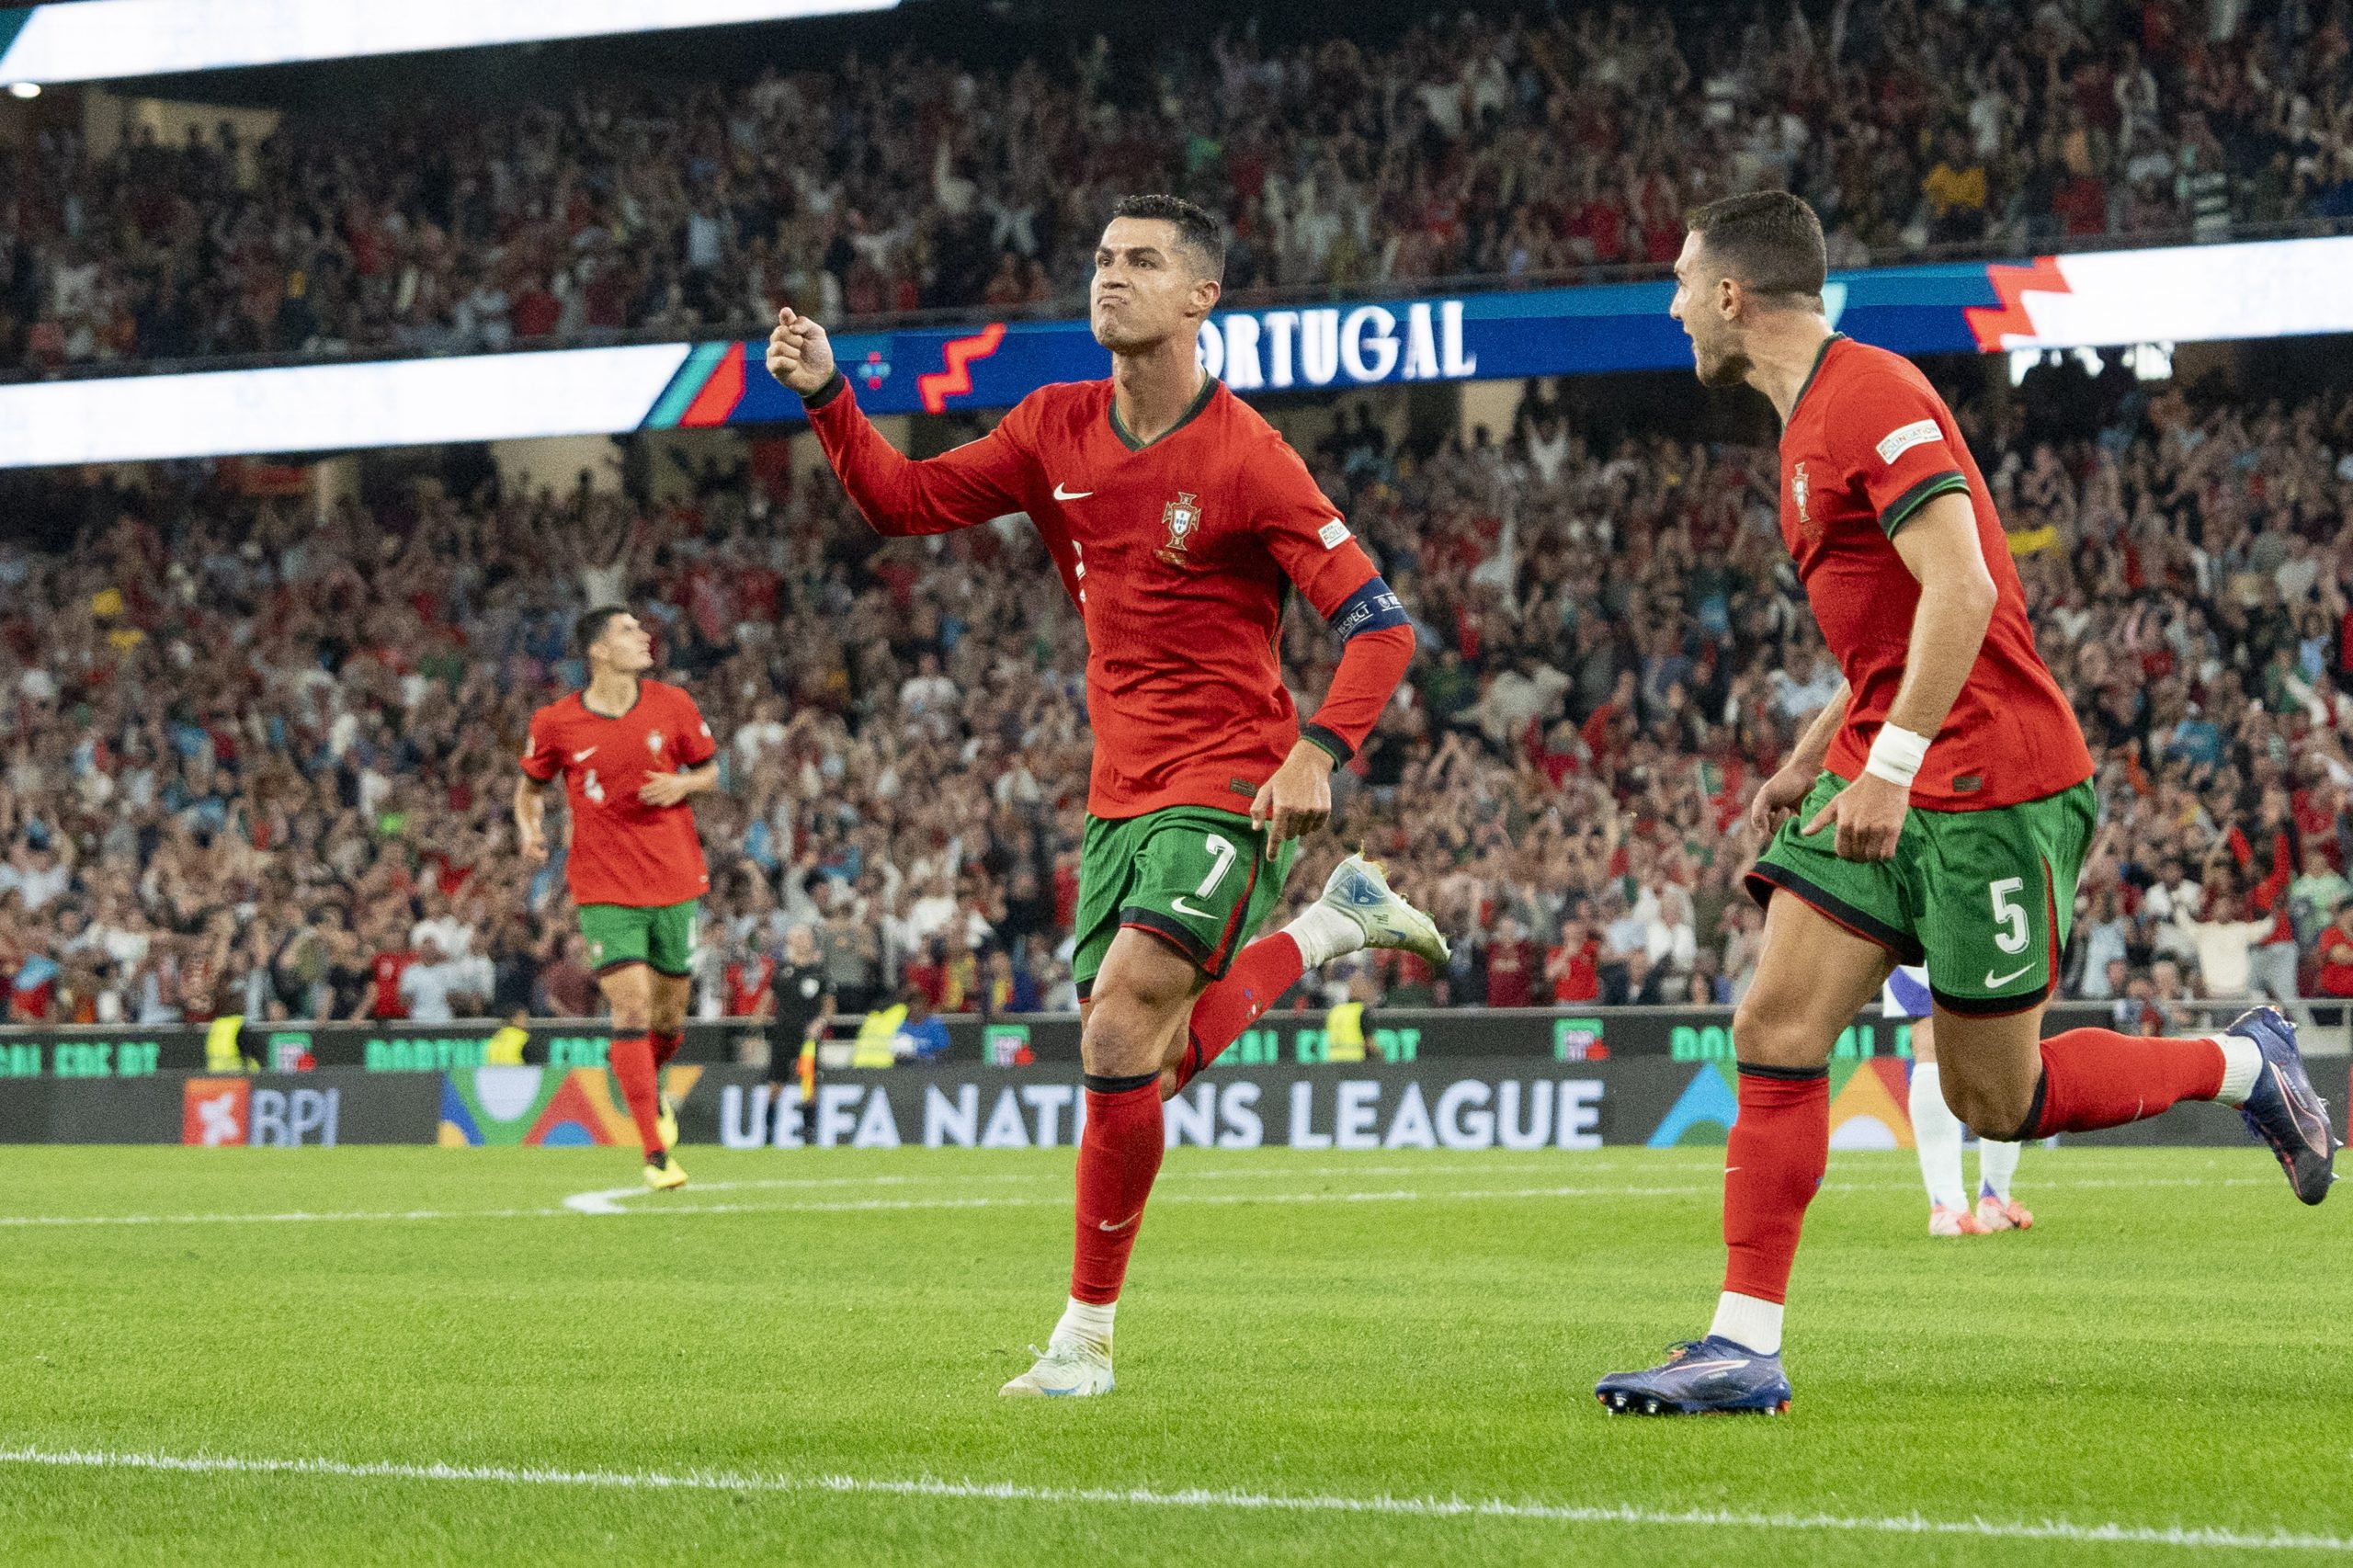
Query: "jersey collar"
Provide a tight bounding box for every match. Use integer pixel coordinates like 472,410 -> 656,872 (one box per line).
1787,332 -> 1847,423
1109,376 -> 1218,453
579,678 -> 642,722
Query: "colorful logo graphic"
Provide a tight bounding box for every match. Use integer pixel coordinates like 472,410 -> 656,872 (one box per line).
183,1077 -> 251,1146
437,1065 -> 702,1147
1644,1060 -> 1915,1149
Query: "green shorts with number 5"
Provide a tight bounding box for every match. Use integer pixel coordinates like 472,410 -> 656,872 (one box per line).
1745,772 -> 2096,1016
1072,806 -> 1298,1000
579,900 -> 701,979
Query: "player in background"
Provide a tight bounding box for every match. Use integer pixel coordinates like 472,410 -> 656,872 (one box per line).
1887,964 -> 2031,1235
767,193 -> 1449,1398
1597,191 -> 2336,1417
516,608 -> 719,1190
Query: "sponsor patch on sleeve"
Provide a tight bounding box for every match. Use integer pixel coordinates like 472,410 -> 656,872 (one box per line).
1875,418 -> 1942,465
1317,517 -> 1350,550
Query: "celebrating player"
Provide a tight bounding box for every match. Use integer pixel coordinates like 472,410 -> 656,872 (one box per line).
516,608 -> 718,1190
1597,191 -> 2337,1417
767,193 -> 1449,1398
1888,964 -> 2031,1235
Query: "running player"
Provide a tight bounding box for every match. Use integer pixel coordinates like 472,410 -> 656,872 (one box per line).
767,193 -> 1449,1398
1888,964 -> 2031,1235
516,608 -> 718,1190
1597,191 -> 2336,1417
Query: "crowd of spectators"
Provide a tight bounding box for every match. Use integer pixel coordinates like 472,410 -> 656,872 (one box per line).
5,346 -> 2353,1030
5,0 -> 2352,375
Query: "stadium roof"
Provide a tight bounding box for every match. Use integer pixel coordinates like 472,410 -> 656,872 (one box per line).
0,0 -> 898,86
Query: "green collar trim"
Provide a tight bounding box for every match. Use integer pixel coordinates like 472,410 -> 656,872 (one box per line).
1110,376 -> 1217,452
1789,332 -> 1847,422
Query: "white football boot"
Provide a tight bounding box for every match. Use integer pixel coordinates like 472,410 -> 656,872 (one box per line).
999,1335 -> 1115,1398
1320,853 -> 1450,966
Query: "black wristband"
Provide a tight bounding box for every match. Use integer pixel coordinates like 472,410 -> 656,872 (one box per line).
799,369 -> 847,410
1301,722 -> 1353,764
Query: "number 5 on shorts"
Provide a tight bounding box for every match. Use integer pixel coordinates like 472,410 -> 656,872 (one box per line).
1989,877 -> 2029,955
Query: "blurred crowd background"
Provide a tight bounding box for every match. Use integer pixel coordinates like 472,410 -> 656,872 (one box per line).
6,339 -> 2353,1028
3,0 -> 2350,374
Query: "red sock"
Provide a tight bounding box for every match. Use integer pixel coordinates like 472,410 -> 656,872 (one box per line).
1722,1067 -> 1829,1306
1168,933 -> 1304,1094
1071,1076 -> 1165,1305
608,1034 -> 665,1160
2026,1028 -> 2224,1138
651,1030 -> 683,1069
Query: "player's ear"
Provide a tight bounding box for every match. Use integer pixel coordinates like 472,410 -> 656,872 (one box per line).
1191,275 -> 1222,320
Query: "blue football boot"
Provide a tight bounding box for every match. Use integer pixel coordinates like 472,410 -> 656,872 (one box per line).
2225,1007 -> 2339,1206
1595,1335 -> 1791,1416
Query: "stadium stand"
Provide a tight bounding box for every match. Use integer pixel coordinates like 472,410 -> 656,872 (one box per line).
2,0 -> 2350,375
4,358 -> 2351,1026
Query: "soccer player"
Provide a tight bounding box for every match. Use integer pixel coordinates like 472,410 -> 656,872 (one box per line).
516,607 -> 718,1190
1887,964 -> 2031,1235
1597,191 -> 2337,1417
767,193 -> 1449,1398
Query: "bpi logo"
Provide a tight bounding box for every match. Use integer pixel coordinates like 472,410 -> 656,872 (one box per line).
182,1079 -> 341,1147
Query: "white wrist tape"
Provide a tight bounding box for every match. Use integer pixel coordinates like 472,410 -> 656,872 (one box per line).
1863,724 -> 1931,789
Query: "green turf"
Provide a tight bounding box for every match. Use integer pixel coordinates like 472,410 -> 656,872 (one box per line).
0,1143 -> 2345,1565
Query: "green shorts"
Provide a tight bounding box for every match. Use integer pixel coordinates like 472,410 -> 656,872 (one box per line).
1746,772 -> 2096,1015
1072,806 -> 1297,999
578,900 -> 701,979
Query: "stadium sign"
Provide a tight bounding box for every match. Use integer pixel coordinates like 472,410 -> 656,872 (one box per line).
6,235 -> 2353,468
0,2 -> 898,86
0,1062 -> 2292,1146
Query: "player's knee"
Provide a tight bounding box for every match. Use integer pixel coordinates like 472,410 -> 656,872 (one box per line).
1079,997 -> 1164,1079
1730,995 -> 1828,1072
1941,1073 -> 2033,1141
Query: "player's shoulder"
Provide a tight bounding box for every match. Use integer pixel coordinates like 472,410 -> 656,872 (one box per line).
642,677 -> 701,712
1819,336 -> 1940,403
1012,379 -> 1112,426
529,691 -> 585,730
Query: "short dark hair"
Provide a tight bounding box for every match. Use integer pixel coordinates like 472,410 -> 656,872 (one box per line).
1686,190 -> 1827,305
1108,193 -> 1225,283
574,605 -> 629,657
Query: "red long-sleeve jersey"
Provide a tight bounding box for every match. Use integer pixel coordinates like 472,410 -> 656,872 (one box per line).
802,372 -> 1414,820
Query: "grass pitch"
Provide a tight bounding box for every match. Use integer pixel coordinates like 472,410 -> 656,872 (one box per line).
0,1142 -> 2346,1565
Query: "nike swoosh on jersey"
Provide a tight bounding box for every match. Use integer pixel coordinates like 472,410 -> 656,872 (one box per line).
1169,895 -> 1215,919
572,747 -> 597,762
1984,961 -> 2035,988
1052,483 -> 1093,501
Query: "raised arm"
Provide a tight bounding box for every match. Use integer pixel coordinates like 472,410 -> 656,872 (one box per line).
766,307 -> 1029,537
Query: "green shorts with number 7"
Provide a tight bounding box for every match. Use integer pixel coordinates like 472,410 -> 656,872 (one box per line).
1745,772 -> 2096,1016
1072,806 -> 1298,1001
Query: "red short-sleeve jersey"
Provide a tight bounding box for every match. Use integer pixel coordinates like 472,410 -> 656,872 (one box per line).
1779,335 -> 2092,810
521,677 -> 715,907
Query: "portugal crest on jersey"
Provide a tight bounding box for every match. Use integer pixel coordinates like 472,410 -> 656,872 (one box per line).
1156,491 -> 1201,566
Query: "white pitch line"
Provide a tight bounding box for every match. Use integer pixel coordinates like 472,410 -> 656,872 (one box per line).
0,1446 -> 2342,1555
0,1172 -> 2286,1230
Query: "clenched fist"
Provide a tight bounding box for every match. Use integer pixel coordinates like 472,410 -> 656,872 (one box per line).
765,306 -> 836,395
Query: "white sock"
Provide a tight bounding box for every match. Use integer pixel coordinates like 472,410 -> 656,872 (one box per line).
1284,902 -> 1364,970
1054,1296 -> 1115,1350
1977,1136 -> 2021,1202
1707,1291 -> 1783,1356
1908,1062 -> 1968,1211
2212,1036 -> 2262,1107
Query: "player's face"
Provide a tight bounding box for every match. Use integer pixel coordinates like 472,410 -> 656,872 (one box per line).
1089,218 -> 1218,355
594,613 -> 654,674
1669,233 -> 1752,390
